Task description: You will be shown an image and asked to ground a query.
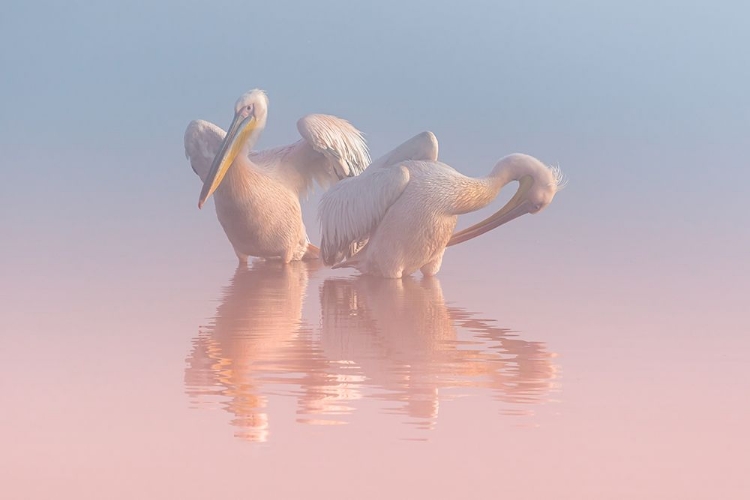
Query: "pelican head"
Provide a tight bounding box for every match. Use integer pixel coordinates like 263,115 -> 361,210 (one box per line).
198,89 -> 269,209
449,154 -> 565,245
505,154 -> 565,214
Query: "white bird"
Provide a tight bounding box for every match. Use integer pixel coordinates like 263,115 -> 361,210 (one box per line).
185,89 -> 370,264
319,132 -> 565,278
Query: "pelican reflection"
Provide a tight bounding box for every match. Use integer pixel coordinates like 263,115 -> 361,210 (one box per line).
319,277 -> 558,429
185,260 -> 323,442
186,267 -> 559,441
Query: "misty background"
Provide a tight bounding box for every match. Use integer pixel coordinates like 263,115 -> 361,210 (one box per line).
1,0 -> 748,286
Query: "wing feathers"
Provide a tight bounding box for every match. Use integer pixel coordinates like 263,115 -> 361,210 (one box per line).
184,120 -> 225,183
297,114 -> 370,178
318,130 -> 440,266
319,165 -> 410,265
368,131 -> 438,170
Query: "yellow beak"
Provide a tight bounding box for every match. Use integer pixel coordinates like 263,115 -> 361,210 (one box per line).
447,175 -> 534,246
198,112 -> 257,209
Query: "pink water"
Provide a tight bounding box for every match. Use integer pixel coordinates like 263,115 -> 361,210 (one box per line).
2,177 -> 748,498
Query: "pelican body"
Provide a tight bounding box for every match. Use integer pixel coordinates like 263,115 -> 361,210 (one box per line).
320,133 -> 564,278
185,89 -> 370,263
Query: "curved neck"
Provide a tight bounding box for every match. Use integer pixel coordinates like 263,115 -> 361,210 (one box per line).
453,157 -> 526,215
484,155 -> 544,201
489,156 -> 530,187
447,154 -> 543,246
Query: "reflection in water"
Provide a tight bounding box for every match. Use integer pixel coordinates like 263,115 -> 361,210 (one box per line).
185,260 -> 321,442
320,277 -> 559,430
186,266 -> 559,442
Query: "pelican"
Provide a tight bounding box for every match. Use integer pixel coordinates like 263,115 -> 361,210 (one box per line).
320,132 -> 565,278
184,89 -> 370,264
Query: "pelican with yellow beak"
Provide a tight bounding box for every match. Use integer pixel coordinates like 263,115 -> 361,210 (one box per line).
185,89 -> 369,263
320,133 -> 565,278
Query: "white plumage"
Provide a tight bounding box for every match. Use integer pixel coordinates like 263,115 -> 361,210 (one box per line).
319,131 -> 438,264
184,120 -> 225,183
185,89 -> 370,263
320,133 -> 564,278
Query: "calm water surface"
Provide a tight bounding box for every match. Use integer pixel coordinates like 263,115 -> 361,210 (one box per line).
2,226 -> 747,498
185,262 -> 558,441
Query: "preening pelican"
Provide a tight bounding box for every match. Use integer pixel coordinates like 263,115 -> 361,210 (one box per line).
185,89 -> 370,263
320,133 -> 564,278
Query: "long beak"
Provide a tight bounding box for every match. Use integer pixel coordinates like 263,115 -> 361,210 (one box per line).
447,175 -> 534,247
198,112 -> 257,209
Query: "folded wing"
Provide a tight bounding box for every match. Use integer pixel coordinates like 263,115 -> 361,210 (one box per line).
319,131 -> 440,265
184,120 -> 226,183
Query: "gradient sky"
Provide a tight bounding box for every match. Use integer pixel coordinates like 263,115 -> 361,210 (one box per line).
2,0 -> 749,260
1,1 -> 749,498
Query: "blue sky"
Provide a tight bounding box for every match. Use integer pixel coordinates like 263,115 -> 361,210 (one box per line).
1,0 -> 749,254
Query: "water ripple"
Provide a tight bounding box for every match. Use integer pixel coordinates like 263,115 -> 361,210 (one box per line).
185,260 -> 560,442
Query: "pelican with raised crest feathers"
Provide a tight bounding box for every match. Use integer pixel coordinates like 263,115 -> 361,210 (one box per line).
320,132 -> 565,278
185,89 -> 370,264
